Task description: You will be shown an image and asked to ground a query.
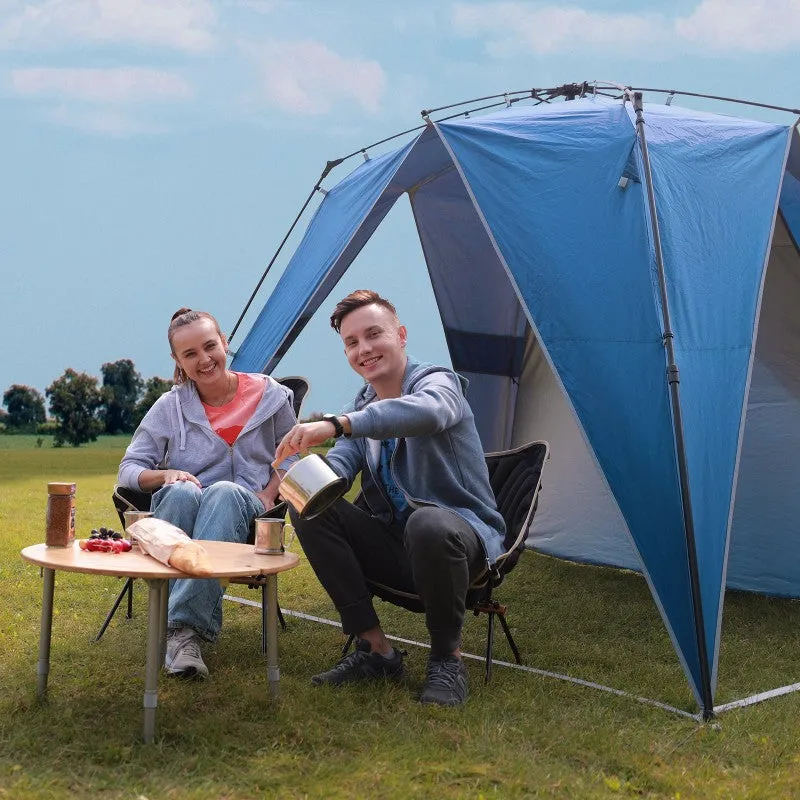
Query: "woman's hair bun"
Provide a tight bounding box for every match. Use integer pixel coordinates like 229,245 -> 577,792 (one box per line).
171,307 -> 192,322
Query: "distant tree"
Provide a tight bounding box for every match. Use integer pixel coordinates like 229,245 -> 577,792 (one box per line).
45,369 -> 104,447
133,376 -> 174,427
2,384 -> 46,432
100,359 -> 143,434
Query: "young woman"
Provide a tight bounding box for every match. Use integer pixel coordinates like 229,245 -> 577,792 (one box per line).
118,308 -> 297,679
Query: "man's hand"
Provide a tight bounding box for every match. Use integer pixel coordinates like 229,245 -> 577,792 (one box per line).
273,420 -> 338,467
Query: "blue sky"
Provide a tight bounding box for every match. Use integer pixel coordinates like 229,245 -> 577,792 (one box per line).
2,0 -> 799,416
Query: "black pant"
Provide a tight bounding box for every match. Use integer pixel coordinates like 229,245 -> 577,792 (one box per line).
291,500 -> 487,656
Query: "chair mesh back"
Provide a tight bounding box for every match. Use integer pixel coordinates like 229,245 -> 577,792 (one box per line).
485,441 -> 548,573
112,486 -> 153,527
274,376 -> 310,419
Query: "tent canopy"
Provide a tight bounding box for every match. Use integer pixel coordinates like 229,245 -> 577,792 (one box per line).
232,97 -> 800,710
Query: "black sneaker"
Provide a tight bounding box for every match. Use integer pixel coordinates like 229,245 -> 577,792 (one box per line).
419,655 -> 468,706
311,639 -> 406,686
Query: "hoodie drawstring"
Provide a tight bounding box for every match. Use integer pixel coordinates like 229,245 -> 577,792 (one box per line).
174,391 -> 187,451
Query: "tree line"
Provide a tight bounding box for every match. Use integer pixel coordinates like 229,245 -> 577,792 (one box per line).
1,359 -> 172,447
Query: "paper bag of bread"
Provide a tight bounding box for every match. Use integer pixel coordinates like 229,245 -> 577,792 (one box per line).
127,517 -> 213,576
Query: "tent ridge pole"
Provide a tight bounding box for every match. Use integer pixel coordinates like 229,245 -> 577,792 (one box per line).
630,86 -> 800,116
631,90 -> 715,720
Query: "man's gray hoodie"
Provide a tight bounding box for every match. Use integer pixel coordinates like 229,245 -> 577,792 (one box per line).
326,357 -> 506,564
118,375 -> 297,493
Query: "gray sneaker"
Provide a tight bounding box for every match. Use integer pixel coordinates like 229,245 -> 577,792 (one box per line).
165,627 -> 208,679
419,655 -> 468,706
311,639 -> 406,686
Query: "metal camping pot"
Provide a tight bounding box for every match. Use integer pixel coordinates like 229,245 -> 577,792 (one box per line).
278,454 -> 348,520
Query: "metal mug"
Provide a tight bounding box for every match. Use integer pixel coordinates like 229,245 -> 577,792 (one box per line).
278,453 -> 348,520
254,517 -> 294,554
123,510 -> 153,531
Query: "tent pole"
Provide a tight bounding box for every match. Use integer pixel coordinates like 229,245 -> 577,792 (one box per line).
631,91 -> 715,720
229,159 -> 344,344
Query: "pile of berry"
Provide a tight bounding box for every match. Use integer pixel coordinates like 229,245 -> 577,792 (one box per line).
90,526 -> 124,540
79,526 -> 132,553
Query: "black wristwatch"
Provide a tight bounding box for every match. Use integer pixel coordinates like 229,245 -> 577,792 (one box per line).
322,413 -> 344,438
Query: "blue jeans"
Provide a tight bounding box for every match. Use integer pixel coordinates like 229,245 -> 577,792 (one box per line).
151,481 -> 265,641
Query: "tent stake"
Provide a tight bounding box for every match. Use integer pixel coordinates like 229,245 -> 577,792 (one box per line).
631,90 -> 715,720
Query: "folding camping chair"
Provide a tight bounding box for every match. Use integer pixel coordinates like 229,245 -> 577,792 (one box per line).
96,375 -> 310,653
343,439 -> 550,682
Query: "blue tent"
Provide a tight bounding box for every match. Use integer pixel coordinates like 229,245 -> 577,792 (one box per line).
232,96 -> 800,713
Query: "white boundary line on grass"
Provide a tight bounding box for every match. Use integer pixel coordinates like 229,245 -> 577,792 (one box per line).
226,597 -> 800,718
224,596 -> 701,720
713,682 -> 800,713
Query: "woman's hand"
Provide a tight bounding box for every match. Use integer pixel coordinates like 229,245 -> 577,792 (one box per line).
256,470 -> 283,511
273,421 -> 339,467
162,469 -> 202,487
137,468 -> 201,491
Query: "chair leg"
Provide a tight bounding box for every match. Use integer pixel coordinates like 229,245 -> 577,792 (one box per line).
342,633 -> 355,658
496,612 -> 522,665
474,596 -> 523,682
126,577 -> 134,619
95,578 -> 135,642
485,610 -> 496,683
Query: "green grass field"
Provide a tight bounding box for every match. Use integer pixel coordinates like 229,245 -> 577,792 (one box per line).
1,434 -> 799,798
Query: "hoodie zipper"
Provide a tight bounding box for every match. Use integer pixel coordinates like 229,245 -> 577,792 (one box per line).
387,437 -> 431,512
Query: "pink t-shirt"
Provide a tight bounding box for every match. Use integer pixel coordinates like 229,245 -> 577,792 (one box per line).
202,372 -> 265,446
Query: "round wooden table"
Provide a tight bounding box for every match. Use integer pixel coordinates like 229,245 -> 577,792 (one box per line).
21,541 -> 299,743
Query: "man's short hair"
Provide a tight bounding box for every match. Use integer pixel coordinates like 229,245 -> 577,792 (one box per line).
330,289 -> 398,333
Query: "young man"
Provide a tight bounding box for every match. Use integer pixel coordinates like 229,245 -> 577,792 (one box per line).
273,289 -> 505,706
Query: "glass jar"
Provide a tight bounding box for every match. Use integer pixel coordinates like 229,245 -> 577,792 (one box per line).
46,482 -> 76,547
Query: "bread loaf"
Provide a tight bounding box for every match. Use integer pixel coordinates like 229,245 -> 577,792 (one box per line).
128,517 -> 213,576
169,540 -> 213,576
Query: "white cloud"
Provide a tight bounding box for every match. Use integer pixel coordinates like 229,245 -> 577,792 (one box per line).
11,67 -> 193,103
247,39 -> 385,115
452,2 -> 665,56
675,0 -> 800,53
390,7 -> 439,34
47,104 -> 167,135
222,0 -> 281,13
0,0 -> 216,53
452,1 -> 800,56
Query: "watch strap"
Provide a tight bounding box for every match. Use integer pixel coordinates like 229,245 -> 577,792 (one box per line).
323,413 -> 344,438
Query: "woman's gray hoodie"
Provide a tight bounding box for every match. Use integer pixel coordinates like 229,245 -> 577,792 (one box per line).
326,357 -> 506,564
118,375 -> 297,492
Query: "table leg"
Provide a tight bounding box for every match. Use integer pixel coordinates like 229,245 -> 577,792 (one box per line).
36,567 -> 55,698
143,578 -> 164,743
158,580 -> 169,665
265,574 -> 280,698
